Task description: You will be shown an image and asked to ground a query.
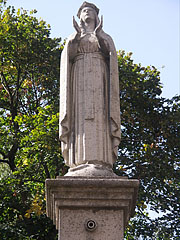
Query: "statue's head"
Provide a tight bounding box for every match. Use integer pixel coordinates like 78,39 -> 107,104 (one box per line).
77,2 -> 100,29
77,2 -> 99,19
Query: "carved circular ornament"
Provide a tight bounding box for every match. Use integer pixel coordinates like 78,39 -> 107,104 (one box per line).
85,219 -> 98,232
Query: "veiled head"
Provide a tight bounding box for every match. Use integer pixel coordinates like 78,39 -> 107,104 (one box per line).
77,2 -> 100,30
77,1 -> 99,18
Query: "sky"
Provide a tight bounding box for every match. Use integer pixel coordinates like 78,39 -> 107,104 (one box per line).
7,0 -> 180,99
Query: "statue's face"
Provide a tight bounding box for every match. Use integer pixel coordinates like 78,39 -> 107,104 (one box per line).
80,7 -> 96,22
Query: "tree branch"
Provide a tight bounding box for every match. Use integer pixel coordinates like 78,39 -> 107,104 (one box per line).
42,162 -> 51,179
0,71 -> 13,99
14,67 -> 21,108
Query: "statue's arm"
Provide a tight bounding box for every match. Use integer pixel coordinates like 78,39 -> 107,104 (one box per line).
68,17 -> 81,60
94,16 -> 110,55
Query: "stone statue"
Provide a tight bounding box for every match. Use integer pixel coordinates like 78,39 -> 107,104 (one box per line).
59,1 -> 121,174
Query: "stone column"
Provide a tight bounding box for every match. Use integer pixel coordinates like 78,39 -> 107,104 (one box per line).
46,175 -> 139,240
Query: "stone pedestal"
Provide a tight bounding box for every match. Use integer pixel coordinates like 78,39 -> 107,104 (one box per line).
46,176 -> 139,240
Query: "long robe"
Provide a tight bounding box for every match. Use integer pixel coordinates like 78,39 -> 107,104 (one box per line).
59,30 -> 121,168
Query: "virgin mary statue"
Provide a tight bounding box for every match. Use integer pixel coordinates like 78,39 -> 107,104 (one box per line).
59,2 -> 121,170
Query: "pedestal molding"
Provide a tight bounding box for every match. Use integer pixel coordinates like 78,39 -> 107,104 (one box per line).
46,177 -> 139,234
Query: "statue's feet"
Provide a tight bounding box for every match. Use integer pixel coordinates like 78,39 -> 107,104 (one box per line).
65,162 -> 118,177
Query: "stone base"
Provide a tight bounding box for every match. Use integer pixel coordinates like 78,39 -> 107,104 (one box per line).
65,163 -> 117,177
46,176 -> 139,240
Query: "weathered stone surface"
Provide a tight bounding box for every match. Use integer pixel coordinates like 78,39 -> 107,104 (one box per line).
59,208 -> 124,240
65,163 -> 118,177
59,1 -> 121,169
46,2 -> 139,239
46,177 -> 139,240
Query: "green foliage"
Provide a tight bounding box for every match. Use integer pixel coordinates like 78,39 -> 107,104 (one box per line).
0,3 -> 62,239
0,175 -> 57,239
14,105 -> 65,180
0,2 -> 179,240
114,51 -> 180,239
0,2 -> 62,172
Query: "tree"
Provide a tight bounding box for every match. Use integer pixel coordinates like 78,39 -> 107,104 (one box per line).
114,51 -> 180,239
0,2 -> 179,239
0,1 -> 62,173
0,1 -> 61,239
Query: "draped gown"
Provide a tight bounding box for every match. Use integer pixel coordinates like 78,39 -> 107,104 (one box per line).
59,31 -> 121,168
68,33 -> 113,166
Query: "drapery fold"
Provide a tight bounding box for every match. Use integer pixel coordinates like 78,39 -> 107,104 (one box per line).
59,31 -> 121,167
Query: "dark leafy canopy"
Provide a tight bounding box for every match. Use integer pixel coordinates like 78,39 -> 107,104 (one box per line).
0,1 -> 179,239
0,1 -> 61,239
114,51 -> 180,239
0,1 -> 63,174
